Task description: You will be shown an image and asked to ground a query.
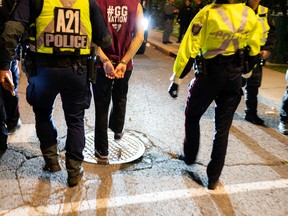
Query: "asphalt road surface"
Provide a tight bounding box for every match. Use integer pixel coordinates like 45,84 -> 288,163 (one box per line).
0,45 -> 287,215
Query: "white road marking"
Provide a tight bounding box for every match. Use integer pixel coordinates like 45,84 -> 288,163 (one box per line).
2,179 -> 288,215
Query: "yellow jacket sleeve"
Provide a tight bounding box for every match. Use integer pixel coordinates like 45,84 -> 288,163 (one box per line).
173,6 -> 209,78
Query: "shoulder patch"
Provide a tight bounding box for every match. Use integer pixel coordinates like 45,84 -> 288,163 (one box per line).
192,24 -> 202,36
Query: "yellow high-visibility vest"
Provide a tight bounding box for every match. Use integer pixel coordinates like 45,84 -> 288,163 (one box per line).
257,5 -> 270,46
173,3 -> 261,77
34,0 -> 92,55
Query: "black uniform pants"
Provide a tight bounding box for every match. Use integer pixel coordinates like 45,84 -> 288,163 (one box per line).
163,18 -> 174,42
26,64 -> 91,162
92,68 -> 132,154
244,61 -> 262,114
184,59 -> 242,182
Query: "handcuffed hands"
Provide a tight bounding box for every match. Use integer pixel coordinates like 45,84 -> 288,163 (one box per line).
103,60 -> 127,79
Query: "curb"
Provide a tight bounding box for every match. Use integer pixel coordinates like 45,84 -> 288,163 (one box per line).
147,39 -> 178,58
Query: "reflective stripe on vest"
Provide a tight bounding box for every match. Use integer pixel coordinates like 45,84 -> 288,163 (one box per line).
35,0 -> 92,55
204,6 -> 248,58
258,5 -> 270,46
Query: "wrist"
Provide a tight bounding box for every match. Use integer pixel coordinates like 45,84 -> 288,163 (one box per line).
170,74 -> 182,85
119,59 -> 127,65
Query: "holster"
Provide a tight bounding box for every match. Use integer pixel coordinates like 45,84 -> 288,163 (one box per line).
87,46 -> 97,84
194,55 -> 207,77
236,46 -> 251,75
22,45 -> 37,77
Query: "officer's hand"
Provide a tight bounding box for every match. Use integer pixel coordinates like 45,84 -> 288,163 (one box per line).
260,50 -> 270,60
168,82 -> 178,98
0,70 -> 15,96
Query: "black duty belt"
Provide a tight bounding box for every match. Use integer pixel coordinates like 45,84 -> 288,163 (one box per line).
34,53 -> 88,67
206,54 -> 236,65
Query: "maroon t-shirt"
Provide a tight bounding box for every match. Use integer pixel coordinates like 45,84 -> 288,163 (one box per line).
97,0 -> 139,70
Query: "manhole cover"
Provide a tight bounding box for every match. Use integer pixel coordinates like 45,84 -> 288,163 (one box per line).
83,130 -> 145,164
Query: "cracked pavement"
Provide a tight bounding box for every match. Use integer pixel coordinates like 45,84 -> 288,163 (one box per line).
0,46 -> 288,215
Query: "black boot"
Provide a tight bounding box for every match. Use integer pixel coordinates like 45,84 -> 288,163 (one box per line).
66,157 -> 83,187
244,86 -> 264,125
208,179 -> 219,190
244,112 -> 264,125
41,145 -> 61,172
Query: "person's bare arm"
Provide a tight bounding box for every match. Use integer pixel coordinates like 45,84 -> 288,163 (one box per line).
115,3 -> 145,78
96,46 -> 116,79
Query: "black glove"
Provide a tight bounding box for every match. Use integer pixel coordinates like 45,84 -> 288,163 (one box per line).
168,82 -> 179,98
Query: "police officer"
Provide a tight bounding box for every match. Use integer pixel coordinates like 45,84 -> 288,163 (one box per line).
0,0 -> 111,187
0,0 -> 20,157
163,0 -> 179,44
243,0 -> 277,125
168,0 -> 260,190
177,0 -> 192,43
